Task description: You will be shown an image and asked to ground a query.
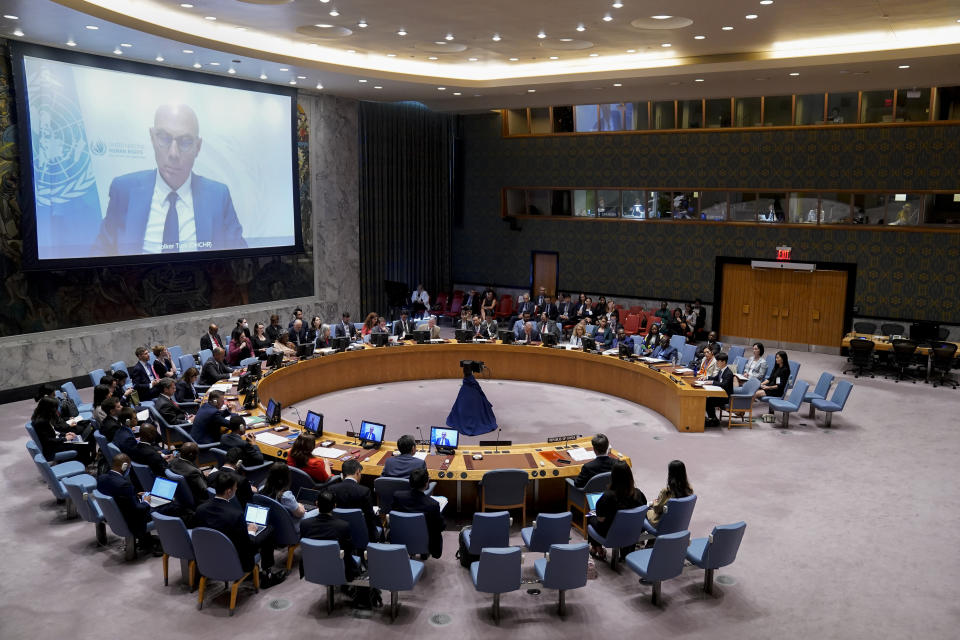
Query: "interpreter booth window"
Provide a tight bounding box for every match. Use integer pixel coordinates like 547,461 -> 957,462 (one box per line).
504,189 -> 526,217
653,101 -> 676,129
669,192 -> 699,219
764,95 -> 793,126
524,189 -> 551,216
678,100 -> 703,128
573,189 -> 597,217
700,192 -> 728,221
734,97 -> 763,127
934,86 -> 960,120
596,190 -> 621,217
621,190 -> 647,218
552,106 -> 575,133
630,102 -> 650,130
923,193 -> 960,225
547,190 -> 573,217
788,193 -> 820,224
756,193 -> 787,223
705,98 -> 732,128
826,92 -> 857,124
896,88 -> 931,122
860,90 -> 894,123
853,193 -> 889,225
647,191 -> 671,218
530,108 -> 552,134
819,193 -> 852,224
574,105 -> 600,132
729,192 -> 758,222
599,103 -> 632,131
794,93 -> 825,125
506,109 -> 530,135
886,193 -> 923,226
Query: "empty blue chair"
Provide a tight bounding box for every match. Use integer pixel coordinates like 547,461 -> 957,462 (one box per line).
26,423 -> 77,463
288,465 -> 317,497
198,349 -> 213,366
587,506 -> 647,570
242,460 -> 274,488
130,461 -> 155,493
680,343 -> 697,367
803,372 -> 835,417
471,546 -> 522,624
480,468 -> 529,526
625,530 -> 691,605
462,511 -> 511,556
669,334 -> 686,352
33,453 -> 85,508
301,539 -> 358,614
93,430 -> 113,464
61,381 -> 93,413
767,380 -> 810,428
366,542 -> 425,621
811,379 -> 853,427
726,345 -> 745,363
63,474 -> 107,545
643,494 -> 697,538
726,377 -> 761,428
734,356 -> 748,375
685,521 -> 747,595
192,527 -> 259,615
334,508 -> 380,551
165,469 -> 196,509
533,542 -> 589,616
251,493 -> 300,570
521,512 -> 572,554
152,512 -> 197,590
178,354 -> 196,375
26,439 -> 83,476
106,443 -> 121,464
388,511 -> 430,557
92,489 -> 155,561
566,471 -> 610,535
88,368 -> 107,388
168,345 -> 184,363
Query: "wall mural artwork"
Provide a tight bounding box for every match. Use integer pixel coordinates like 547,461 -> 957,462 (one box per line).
0,46 -> 314,338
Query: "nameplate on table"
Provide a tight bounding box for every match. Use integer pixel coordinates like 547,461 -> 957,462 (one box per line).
567,447 -> 596,462
546,435 -> 580,443
255,432 -> 290,446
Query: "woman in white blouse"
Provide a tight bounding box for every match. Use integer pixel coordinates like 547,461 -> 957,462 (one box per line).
743,342 -> 768,380
696,345 -> 719,380
569,322 -> 586,349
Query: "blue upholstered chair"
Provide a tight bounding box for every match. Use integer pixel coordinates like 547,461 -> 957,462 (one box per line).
164,469 -> 196,510
643,494 -> 697,538
192,527 -> 260,615
470,546 -> 522,624
88,368 -> 107,388
803,372 -> 835,417
734,356 -> 748,375
242,460 -> 274,488
197,349 -> 214,366
726,345 -> 745,363
366,542 -> 426,621
33,453 -> 85,510
387,511 -> 430,557
521,512 -> 572,554
63,474 -> 107,545
91,489 -> 155,561
60,381 -> 93,414
177,354 -> 197,375
168,345 -> 184,363
767,380 -> 810,428
239,356 -> 260,368
685,521 -> 747,595
93,429 -> 114,464
726,377 -> 761,428
288,465 -> 317,496
373,476 -> 436,514
26,423 -> 77,463
333,508 -> 380,551
462,511 -> 511,556
208,447 -> 228,467
565,472 -> 610,535
810,380 -> 853,427
680,343 -> 697,367
533,542 -> 589,616
587,505 -> 647,570
301,539 -> 358,614
109,360 -> 130,382
251,493 -> 300,570
152,512 -> 196,590
129,461 -> 155,493
480,468 -> 529,526
669,334 -> 686,353
624,530 -> 691,605
26,439 -> 83,477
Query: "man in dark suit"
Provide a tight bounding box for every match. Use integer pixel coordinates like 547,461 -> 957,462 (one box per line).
199,347 -> 232,385
112,408 -> 140,456
533,286 -> 548,314
200,324 -> 224,352
517,320 -> 541,344
194,471 -> 282,583
98,397 -> 123,441
288,318 -> 308,345
393,311 -> 413,340
557,294 -> 574,330
649,334 -> 678,362
190,390 -> 232,444
516,294 -> 536,320
94,104 -> 245,256
129,346 -> 162,400
381,435 -> 426,478
330,459 -> 379,545
97,453 -> 161,555
300,490 -> 360,580
129,423 -> 171,479
705,352 -> 735,427
539,313 -> 561,342
574,433 -> 616,488
463,289 -> 481,317
169,442 -> 209,506
155,378 -> 187,425
435,431 -> 452,447
206,447 -> 256,506
539,295 -> 558,321
219,415 -> 264,467
335,312 -> 357,340
393,468 -> 445,559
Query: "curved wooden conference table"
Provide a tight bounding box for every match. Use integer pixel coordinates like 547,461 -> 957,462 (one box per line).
239,343 -> 723,514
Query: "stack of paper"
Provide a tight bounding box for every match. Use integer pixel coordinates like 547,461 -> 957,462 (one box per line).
701,385 -> 725,391
243,416 -> 266,427
311,447 -> 346,459
255,432 -> 290,446
209,383 -> 233,392
568,447 -> 597,462
413,451 -> 429,460
674,368 -> 694,374
433,495 -> 449,512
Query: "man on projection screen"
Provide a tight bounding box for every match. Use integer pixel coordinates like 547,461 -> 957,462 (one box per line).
94,104 -> 246,255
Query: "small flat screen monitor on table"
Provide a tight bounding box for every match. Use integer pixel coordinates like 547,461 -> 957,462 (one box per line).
582,336 -> 596,351
412,330 -> 430,344
430,426 -> 459,451
331,336 -> 350,352
370,332 -> 389,347
542,333 -> 558,347
358,420 -> 385,447
304,410 -> 323,434
296,342 -> 313,358
498,330 -> 515,344
266,398 -> 281,424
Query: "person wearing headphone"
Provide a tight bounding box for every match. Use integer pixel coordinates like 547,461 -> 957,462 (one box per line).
96,453 -> 162,556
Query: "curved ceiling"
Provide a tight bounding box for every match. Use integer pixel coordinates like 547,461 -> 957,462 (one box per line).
4,0 -> 960,111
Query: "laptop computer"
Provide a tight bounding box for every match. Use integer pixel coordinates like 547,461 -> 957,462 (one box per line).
145,476 -> 178,508
585,492 -> 603,514
245,504 -> 269,536
296,486 -> 319,505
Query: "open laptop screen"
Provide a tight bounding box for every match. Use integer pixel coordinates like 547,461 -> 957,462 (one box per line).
245,504 -> 269,526
151,477 -> 178,501
586,492 -> 603,511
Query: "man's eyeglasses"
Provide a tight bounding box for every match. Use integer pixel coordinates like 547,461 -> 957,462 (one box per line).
153,131 -> 198,151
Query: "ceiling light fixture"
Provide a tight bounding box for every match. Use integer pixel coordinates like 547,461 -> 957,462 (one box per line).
560,38 -> 573,42
694,35 -> 706,39
155,55 -> 164,62
538,30 -> 547,38
314,24 -> 334,28
469,57 -> 479,61
437,86 -> 446,90
453,92 -> 462,95
329,8 -> 340,17
428,56 -> 438,60
576,24 -> 586,32
192,62 -> 202,68
527,89 -> 536,92
695,78 -> 704,82
661,43 -> 671,47
13,29 -> 23,36
359,79 -> 367,83
602,14 -> 613,22
445,33 -> 454,41
179,3 -> 193,7
3,15 -> 19,20
387,53 -> 397,57
626,49 -> 636,53
374,86 -> 382,89
651,15 -> 672,20
260,73 -> 268,79
204,16 -> 216,21
209,62 -> 220,66
492,33 -> 501,41
358,20 -> 367,28
789,72 -> 800,76
182,49 -> 193,53
589,52 -> 599,56
120,43 -> 132,47
66,40 -> 76,47
722,26 -> 734,30
613,83 -> 622,87
85,25 -> 98,30
898,64 -> 910,68
760,1 -> 773,4
613,1 -> 624,7
289,80 -> 296,85
235,27 -> 246,31
228,68 -> 236,74
316,82 -> 324,89
279,67 -> 289,71
297,75 -> 306,79
509,57 -> 519,61
113,47 -> 122,55
397,28 -> 407,36
746,14 -> 758,19
549,55 -> 559,59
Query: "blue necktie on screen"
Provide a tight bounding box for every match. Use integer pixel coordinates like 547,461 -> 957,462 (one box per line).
162,192 -> 178,252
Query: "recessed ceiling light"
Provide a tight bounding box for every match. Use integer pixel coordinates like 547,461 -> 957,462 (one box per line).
113,48 -> 122,55
695,78 -> 704,82
613,83 -> 622,87
613,1 -> 624,7
329,8 -> 340,17
12,29 -> 23,36
204,16 -> 216,21
651,15 -> 672,20
320,0 -> 329,3
527,89 -> 536,93
358,79 -> 368,83
453,92 -> 461,95
560,38 -> 573,42
347,49 -> 355,53
397,28 -> 407,36
722,26 -> 734,30
179,3 -> 193,7
289,80 -> 297,85
182,49 -> 194,54
468,57 -> 478,61
509,57 -> 519,61
626,49 -> 636,53
576,24 -> 586,32
192,62 -> 202,68
316,82 -> 324,89
66,40 -> 76,47
760,1 -> 773,4
589,53 -> 599,56
428,56 -> 438,60
235,27 -> 246,31
279,67 -> 289,71
120,43 -> 132,47
85,25 -> 99,30
445,34 -> 454,41
260,73 -> 268,79
437,86 -> 446,90
3,15 -> 19,20
228,68 -> 236,74
434,41 -> 446,45
358,20 -> 367,28
661,43 -> 671,47
209,62 -> 220,66
898,64 -> 910,69
155,55 -> 164,62
668,81 -> 680,86
746,14 -> 758,19
387,53 -> 397,57
789,72 -> 800,76
694,35 -> 706,39
603,14 -> 613,22
314,24 -> 334,28
297,75 -> 306,79
492,33 -> 501,41
538,31 -> 547,38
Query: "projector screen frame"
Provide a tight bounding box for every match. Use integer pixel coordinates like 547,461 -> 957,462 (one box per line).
10,41 -> 304,270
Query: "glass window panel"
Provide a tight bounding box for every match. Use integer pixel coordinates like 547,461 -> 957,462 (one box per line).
548,190 -> 573,216
630,102 -> 649,130
504,189 -> 526,216
524,189 -> 550,215
599,103 -> 632,131
653,101 -> 675,129
700,192 -> 728,221
573,189 -> 597,217
678,100 -> 703,128
734,97 -> 763,127
788,192 -> 820,224
529,108 -> 551,134
886,193 -> 923,226
552,106 -> 574,132
826,92 -> 857,124
506,108 -> 530,135
795,94 -> 825,125
819,193 -> 851,224
729,192 -> 758,222
648,191 -> 669,218
853,194 -> 888,225
596,190 -> 621,217
758,193 -> 787,223
924,193 -> 960,224
705,98 -> 732,128
860,90 -> 894,123
896,88 -> 931,122
574,105 -> 599,132
622,190 -> 647,218
669,192 -> 698,219
934,86 -> 960,120
764,95 -> 792,126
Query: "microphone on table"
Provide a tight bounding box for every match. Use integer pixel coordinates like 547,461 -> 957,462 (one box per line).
416,425 -> 427,453
290,406 -> 304,426
494,427 -> 502,454
345,418 -> 357,444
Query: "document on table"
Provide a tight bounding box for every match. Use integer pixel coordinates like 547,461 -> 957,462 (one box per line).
244,416 -> 267,427
641,357 -> 668,363
701,385 -> 725,392
136,409 -> 150,421
674,368 -> 694,374
568,447 -> 596,462
312,447 -> 346,459
255,432 -> 290,446
433,495 -> 449,512
413,451 -> 429,460
209,383 -> 233,392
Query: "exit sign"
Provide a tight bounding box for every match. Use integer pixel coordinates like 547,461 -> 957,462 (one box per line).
776,245 -> 792,261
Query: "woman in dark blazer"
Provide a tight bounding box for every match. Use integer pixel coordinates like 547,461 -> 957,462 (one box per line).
587,460 -> 646,561
175,367 -> 201,403
754,350 -> 790,401
151,344 -> 177,379
251,322 -> 272,357
31,397 -> 94,464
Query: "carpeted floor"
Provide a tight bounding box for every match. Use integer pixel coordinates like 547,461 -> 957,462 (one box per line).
2,347 -> 958,639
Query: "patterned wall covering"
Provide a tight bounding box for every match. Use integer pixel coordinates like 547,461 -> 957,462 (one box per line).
454,113 -> 960,323
0,45 -> 314,338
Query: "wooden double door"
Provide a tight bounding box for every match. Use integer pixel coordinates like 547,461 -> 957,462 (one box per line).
720,264 -> 847,347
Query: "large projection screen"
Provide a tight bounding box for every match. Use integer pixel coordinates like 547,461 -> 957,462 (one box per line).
11,43 -> 302,269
